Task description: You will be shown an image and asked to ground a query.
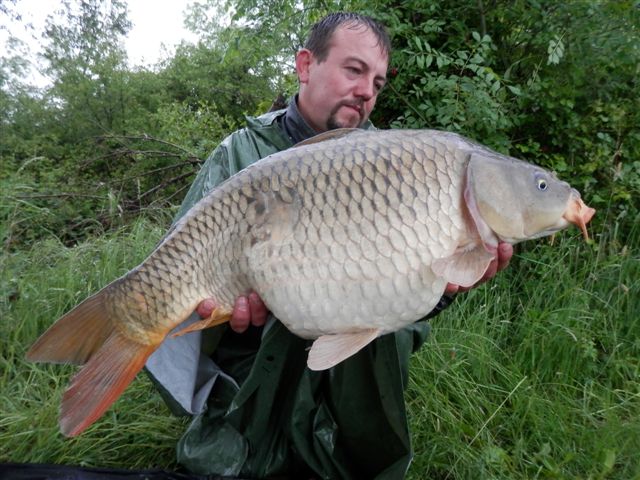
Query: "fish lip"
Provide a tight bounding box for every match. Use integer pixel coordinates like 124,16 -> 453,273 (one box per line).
512,220 -> 570,243
562,190 -> 596,240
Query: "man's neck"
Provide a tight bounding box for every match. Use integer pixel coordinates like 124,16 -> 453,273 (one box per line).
279,95 -> 320,144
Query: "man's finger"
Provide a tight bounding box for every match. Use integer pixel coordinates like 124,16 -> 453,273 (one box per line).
497,243 -> 513,272
445,283 -> 459,295
230,296 -> 250,333
483,257 -> 498,282
248,291 -> 268,327
196,298 -> 217,319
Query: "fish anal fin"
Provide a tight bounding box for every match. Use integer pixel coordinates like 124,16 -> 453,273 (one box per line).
307,329 -> 380,371
60,331 -> 155,437
432,244 -> 496,288
172,307 -> 233,337
27,291 -> 114,366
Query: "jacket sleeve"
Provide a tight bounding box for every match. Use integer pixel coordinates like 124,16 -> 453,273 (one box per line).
174,145 -> 232,221
174,122 -> 290,221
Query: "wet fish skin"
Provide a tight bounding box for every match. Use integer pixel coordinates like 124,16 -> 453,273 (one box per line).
26,129 -> 594,436
115,130 -> 469,339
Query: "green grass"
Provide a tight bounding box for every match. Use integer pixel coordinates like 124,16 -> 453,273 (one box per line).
1,211 -> 638,478
0,218 -> 188,469
406,216 -> 640,479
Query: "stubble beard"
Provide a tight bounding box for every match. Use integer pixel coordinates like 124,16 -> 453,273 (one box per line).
326,101 -> 365,130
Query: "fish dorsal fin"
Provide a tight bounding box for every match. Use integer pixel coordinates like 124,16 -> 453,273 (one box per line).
431,243 -> 496,288
293,128 -> 360,148
307,329 -> 380,371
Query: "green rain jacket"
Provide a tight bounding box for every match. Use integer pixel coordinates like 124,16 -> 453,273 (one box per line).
145,109 -> 437,479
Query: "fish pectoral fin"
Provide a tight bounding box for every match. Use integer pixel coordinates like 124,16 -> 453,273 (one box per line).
431,244 -> 496,288
307,329 -> 380,371
172,307 -> 233,337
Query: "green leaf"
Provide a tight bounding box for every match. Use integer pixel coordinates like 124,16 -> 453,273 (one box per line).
425,55 -> 434,68
547,36 -> 565,65
507,85 -> 522,96
602,449 -> 616,474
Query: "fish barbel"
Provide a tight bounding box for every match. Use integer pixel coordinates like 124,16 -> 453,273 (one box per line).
26,128 -> 595,436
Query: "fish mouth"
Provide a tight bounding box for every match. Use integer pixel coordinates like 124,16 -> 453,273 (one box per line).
562,190 -> 596,240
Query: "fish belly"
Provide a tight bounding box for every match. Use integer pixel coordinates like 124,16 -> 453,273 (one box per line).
255,260 -> 448,338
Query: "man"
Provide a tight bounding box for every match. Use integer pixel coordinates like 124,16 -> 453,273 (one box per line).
146,12 -> 512,479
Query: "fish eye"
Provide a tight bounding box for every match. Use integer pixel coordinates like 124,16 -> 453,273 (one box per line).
537,177 -> 548,191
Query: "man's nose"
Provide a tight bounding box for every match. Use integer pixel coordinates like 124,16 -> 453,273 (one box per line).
354,76 -> 375,100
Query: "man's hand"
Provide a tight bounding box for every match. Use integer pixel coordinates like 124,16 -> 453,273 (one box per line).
445,242 -> 513,295
196,292 -> 268,333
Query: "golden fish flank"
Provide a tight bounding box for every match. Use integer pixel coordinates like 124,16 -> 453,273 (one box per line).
26,128 -> 595,436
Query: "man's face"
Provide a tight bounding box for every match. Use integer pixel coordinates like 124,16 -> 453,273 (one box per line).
296,25 -> 389,132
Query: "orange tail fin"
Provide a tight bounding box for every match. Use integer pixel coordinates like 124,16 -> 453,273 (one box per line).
27,291 -> 115,365
26,285 -> 156,436
60,331 -> 155,436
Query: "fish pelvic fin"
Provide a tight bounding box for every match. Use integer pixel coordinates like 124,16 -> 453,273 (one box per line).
26,291 -> 115,365
59,331 -> 155,437
307,329 -> 380,371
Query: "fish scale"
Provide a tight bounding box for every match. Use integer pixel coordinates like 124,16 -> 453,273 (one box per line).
26,128 -> 595,436
229,130 -> 464,337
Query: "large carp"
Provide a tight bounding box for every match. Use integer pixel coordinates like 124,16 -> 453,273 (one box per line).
27,128 -> 594,436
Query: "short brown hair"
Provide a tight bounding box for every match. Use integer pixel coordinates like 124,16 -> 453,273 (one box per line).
304,12 -> 391,62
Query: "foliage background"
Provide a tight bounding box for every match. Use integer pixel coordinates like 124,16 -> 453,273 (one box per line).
2,0 -> 638,248
1,0 -> 639,478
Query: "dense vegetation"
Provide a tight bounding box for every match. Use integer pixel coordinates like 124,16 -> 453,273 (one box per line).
1,0 -> 638,478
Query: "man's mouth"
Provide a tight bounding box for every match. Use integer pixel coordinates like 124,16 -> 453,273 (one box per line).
342,103 -> 363,116
327,102 -> 365,129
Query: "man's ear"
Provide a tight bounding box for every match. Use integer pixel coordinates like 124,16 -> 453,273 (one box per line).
295,49 -> 313,83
